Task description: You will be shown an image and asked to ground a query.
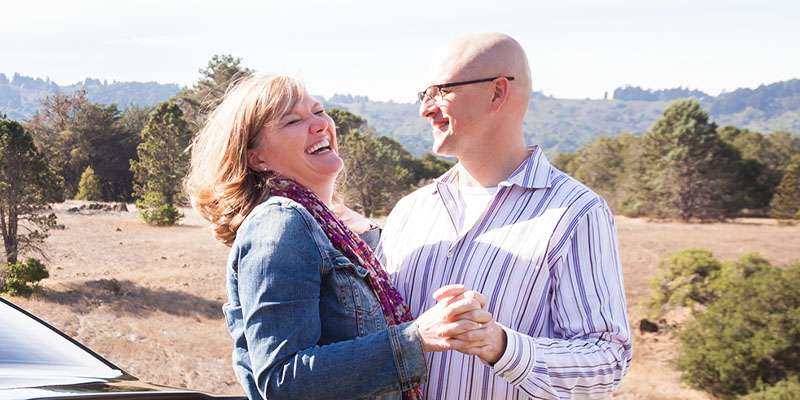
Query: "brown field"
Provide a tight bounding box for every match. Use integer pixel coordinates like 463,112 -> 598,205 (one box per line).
7,201 -> 800,399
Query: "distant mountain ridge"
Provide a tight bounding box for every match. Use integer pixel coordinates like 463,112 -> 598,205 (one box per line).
0,73 -> 181,121
1,73 -> 798,155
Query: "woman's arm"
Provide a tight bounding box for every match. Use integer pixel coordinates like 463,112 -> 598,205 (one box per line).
235,203 -> 426,400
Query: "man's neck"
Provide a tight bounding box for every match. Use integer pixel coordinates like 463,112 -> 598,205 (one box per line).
457,137 -> 530,188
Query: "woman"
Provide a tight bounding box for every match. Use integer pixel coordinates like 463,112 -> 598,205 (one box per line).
185,75 -> 489,400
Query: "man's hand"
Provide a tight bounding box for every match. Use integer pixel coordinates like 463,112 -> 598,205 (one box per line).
433,287 -> 508,365
447,320 -> 507,365
415,285 -> 493,352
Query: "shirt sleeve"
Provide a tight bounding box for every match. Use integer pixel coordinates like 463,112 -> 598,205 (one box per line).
491,203 -> 633,399
236,204 -> 427,400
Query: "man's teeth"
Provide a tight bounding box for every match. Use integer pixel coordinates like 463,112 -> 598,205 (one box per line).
306,139 -> 331,154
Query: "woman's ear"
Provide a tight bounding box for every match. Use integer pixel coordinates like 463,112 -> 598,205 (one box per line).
247,149 -> 268,173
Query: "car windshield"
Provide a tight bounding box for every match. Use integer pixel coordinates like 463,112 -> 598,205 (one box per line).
0,298 -> 122,378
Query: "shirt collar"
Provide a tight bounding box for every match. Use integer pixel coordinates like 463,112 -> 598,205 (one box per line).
431,145 -> 553,194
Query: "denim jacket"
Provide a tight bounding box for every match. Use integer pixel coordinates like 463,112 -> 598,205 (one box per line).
223,196 -> 428,400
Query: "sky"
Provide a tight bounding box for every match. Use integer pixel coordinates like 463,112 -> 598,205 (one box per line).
3,0 -> 798,103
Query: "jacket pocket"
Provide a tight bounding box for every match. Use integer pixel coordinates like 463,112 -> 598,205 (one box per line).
331,255 -> 384,322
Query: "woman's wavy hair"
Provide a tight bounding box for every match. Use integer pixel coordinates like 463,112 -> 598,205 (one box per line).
185,75 -> 305,246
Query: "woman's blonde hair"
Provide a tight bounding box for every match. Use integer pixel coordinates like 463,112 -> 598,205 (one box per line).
185,75 -> 305,246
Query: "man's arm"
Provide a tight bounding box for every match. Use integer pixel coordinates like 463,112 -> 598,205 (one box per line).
451,203 -> 633,399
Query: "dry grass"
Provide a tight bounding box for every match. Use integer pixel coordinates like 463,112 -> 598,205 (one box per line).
6,202 -> 800,398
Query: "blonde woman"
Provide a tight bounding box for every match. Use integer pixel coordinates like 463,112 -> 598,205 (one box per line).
185,75 -> 490,400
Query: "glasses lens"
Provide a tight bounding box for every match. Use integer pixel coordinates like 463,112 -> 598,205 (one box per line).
419,86 -> 440,103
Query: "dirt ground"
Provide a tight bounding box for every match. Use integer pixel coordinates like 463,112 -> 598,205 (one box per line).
7,201 -> 800,399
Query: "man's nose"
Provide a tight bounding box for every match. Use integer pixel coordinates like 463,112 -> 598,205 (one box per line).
419,98 -> 437,119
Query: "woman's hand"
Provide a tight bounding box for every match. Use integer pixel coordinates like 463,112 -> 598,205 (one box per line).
415,285 -> 493,352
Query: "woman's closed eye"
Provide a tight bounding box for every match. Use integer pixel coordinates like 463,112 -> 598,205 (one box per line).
314,109 -> 326,116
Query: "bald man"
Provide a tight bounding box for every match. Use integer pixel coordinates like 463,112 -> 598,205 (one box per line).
377,33 -> 632,399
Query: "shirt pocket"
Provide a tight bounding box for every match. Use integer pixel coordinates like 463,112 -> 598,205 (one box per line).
330,254 -> 386,334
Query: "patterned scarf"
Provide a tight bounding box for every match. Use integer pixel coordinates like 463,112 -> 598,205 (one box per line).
269,176 -> 422,400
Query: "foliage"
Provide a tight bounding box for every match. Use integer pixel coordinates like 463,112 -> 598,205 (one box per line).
634,100 -> 740,220
338,129 -> 414,217
175,54 -> 253,130
559,133 -> 642,214
328,108 -> 367,137
130,101 -> 191,225
1,258 -> 48,296
676,261 -> 800,398
644,249 -> 723,317
741,378 -> 800,400
26,91 -> 140,200
75,166 -> 103,201
135,192 -> 182,226
769,156 -> 800,220
0,119 -> 64,264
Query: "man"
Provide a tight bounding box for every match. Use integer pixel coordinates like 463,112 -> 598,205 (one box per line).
377,32 -> 632,399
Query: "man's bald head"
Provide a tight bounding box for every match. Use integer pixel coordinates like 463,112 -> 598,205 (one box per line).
433,32 -> 532,100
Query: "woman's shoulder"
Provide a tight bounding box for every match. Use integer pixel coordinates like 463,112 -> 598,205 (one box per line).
237,196 -> 319,243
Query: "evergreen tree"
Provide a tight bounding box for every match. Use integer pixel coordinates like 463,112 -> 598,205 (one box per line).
130,102 -> 191,225
26,92 -> 139,200
635,100 -> 739,220
0,119 -> 64,264
75,166 -> 102,201
328,108 -> 367,138
769,156 -> 800,220
175,54 -> 253,130
338,129 -> 414,217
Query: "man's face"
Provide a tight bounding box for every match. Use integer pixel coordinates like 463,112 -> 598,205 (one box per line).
418,66 -> 489,157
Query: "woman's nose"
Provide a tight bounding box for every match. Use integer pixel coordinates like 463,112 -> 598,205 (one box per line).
310,114 -> 329,134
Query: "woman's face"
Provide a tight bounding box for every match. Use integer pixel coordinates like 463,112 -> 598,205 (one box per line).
248,91 -> 343,189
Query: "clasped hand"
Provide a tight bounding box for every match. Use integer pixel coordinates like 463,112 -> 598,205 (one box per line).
416,285 -> 507,365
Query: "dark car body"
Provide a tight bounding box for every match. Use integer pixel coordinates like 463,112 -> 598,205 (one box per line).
0,296 -> 246,400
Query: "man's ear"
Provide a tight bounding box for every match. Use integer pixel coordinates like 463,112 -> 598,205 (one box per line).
490,78 -> 511,111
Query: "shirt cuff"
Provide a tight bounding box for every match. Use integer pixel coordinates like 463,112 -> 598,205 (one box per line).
492,325 -> 535,385
388,321 -> 429,390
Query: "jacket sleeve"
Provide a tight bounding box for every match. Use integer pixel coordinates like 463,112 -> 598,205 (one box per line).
235,204 -> 427,400
491,203 -> 633,399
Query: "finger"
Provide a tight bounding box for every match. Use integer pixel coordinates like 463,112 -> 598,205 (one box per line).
451,326 -> 490,342
433,284 -> 467,301
436,319 -> 484,337
463,290 -> 488,308
450,309 -> 493,324
442,298 -> 483,321
446,338 -> 488,355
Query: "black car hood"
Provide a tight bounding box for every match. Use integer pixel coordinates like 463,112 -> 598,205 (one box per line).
0,374 -> 245,400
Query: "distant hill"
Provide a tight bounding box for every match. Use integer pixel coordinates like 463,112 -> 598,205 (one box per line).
327,79 -> 800,155
2,73 -> 798,155
0,73 -> 181,121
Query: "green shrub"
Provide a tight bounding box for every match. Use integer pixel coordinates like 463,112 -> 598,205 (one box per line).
676,261 -> 800,399
75,165 -> 103,201
741,378 -> 800,400
135,192 -> 182,226
644,248 -> 723,317
2,258 -> 49,296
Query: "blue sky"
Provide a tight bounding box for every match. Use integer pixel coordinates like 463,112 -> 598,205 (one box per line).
3,0 -> 798,102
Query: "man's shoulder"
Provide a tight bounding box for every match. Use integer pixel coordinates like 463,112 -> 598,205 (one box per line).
548,167 -> 609,214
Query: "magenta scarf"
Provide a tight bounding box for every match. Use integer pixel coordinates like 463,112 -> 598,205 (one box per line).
269,176 -> 422,400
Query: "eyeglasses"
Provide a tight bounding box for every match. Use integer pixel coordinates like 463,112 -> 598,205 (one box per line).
417,76 -> 515,103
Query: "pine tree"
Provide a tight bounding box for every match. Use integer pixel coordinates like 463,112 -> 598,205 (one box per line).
0,119 -> 64,264
75,166 -> 102,201
769,157 -> 800,220
130,102 -> 191,225
634,100 -> 739,220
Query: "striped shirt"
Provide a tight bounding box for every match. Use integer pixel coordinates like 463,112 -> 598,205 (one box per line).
376,146 -> 632,400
